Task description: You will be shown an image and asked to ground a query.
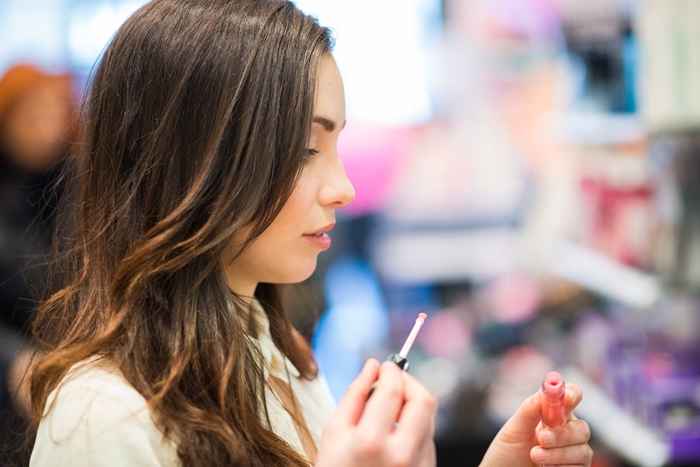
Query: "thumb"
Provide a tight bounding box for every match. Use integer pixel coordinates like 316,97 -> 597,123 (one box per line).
480,392 -> 543,467
498,392 -> 542,443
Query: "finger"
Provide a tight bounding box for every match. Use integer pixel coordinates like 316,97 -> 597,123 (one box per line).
335,359 -> 380,426
417,438 -> 437,467
497,391 -> 542,441
537,419 -> 591,448
393,371 -> 437,448
564,383 -> 583,413
531,444 -> 594,466
359,361 -> 406,433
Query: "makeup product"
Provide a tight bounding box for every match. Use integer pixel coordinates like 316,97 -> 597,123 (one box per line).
369,312 -> 427,396
390,312 -> 428,371
541,371 -> 567,428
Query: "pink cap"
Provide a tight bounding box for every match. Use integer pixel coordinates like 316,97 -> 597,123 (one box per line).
541,371 -> 565,401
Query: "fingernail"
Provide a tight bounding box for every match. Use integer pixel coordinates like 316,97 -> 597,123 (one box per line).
381,360 -> 396,371
364,358 -> 379,371
540,430 -> 555,446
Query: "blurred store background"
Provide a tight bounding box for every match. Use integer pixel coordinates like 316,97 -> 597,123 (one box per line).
2,0 -> 700,466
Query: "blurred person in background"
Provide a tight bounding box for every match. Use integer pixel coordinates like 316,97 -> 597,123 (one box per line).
0,63 -> 76,465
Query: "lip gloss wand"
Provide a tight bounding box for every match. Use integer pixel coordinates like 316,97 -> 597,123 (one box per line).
368,312 -> 428,397
386,312 -> 428,371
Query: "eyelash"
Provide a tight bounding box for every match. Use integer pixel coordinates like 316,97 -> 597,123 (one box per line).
304,148 -> 320,160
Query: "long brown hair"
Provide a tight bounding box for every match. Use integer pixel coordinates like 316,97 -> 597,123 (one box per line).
29,1 -> 332,465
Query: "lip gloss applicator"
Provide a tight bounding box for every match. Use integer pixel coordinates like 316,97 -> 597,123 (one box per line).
541,371 -> 567,428
387,312 -> 428,371
368,312 -> 428,397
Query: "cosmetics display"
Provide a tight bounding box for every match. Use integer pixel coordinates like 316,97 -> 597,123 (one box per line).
313,2 -> 700,467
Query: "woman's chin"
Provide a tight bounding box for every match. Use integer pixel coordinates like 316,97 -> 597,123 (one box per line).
272,258 -> 318,284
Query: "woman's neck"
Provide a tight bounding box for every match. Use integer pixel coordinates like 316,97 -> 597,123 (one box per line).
224,271 -> 258,303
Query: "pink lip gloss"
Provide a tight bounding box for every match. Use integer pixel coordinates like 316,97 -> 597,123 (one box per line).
541,371 -> 567,428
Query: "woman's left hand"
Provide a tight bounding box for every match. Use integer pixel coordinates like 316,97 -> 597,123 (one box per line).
479,383 -> 593,467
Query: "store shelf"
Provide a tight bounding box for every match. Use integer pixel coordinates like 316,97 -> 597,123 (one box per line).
563,367 -> 671,467
551,241 -> 661,309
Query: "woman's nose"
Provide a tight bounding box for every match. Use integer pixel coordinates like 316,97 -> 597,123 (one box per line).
320,162 -> 356,209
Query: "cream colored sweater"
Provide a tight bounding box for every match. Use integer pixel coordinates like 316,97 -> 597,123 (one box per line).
30,301 -> 336,466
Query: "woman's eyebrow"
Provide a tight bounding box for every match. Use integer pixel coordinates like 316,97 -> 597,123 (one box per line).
312,116 -> 347,132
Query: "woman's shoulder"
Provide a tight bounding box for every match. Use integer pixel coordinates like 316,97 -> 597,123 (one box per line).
30,358 -> 179,467
47,358 -> 147,409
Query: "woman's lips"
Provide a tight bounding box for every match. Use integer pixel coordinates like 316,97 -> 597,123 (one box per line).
303,231 -> 332,250
303,222 -> 334,250
305,223 -> 335,236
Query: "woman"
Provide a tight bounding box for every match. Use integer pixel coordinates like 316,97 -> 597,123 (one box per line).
29,1 -> 593,466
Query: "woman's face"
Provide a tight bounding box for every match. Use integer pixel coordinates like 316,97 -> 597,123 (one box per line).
225,54 -> 355,295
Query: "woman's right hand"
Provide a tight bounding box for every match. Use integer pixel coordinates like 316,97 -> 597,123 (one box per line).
315,359 -> 437,467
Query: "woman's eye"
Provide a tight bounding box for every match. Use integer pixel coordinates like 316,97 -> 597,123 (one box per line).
304,148 -> 320,159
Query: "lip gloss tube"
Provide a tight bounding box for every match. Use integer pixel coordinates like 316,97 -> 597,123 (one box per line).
541,371 -> 567,428
368,312 -> 427,398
